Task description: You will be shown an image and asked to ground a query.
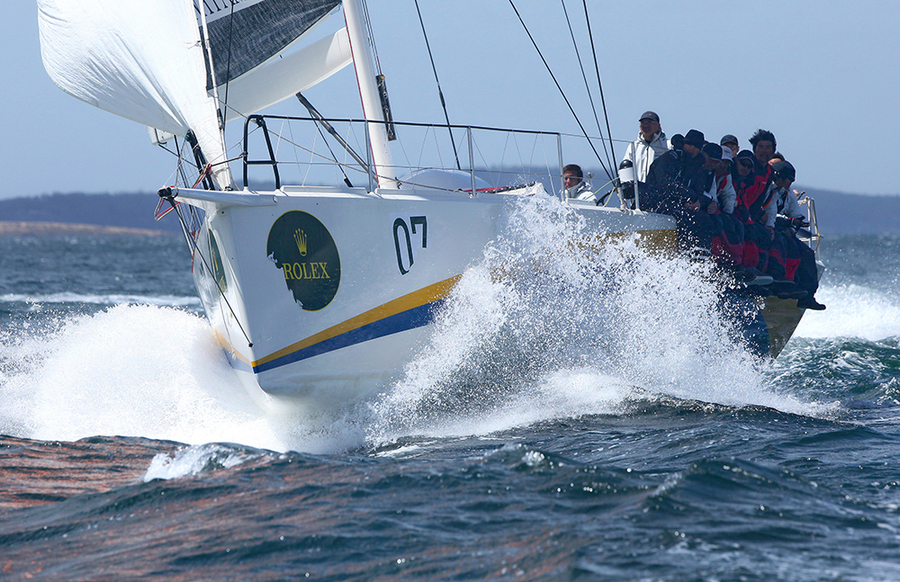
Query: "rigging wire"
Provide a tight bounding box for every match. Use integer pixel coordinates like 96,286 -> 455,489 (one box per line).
559,0 -> 614,176
162,190 -> 254,349
413,0 -> 461,170
582,0 -> 617,170
175,3 -> 234,191
173,136 -> 192,186
506,0 -> 612,180
296,93 -> 356,187
360,0 -> 381,73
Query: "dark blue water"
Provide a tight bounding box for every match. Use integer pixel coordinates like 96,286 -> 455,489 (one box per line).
2,229 -> 900,581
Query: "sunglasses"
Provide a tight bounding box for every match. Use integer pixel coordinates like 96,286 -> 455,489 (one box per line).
739,160 -> 754,168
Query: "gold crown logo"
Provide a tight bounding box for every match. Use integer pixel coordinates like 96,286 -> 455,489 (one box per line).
294,229 -> 308,256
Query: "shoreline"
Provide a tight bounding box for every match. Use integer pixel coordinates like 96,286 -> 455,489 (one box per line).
0,221 -> 173,237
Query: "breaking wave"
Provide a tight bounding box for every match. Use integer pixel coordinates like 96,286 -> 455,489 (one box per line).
368,193 -> 826,444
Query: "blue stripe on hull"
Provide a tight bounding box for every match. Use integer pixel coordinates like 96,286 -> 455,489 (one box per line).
254,300 -> 443,374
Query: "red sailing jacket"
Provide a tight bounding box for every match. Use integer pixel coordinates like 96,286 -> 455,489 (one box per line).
734,163 -> 772,224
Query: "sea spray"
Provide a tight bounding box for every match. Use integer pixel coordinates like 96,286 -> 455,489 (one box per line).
368,192 -> 819,443
0,303 -> 378,453
0,305 -> 288,447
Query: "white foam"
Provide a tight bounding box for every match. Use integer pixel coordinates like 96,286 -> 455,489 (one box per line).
794,283 -> 900,341
366,194 -> 827,444
0,292 -> 200,308
0,304 -> 367,453
142,443 -> 263,482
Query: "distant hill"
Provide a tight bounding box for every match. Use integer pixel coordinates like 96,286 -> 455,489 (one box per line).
793,188 -> 900,235
0,193 -> 181,234
0,189 -> 897,235
0,221 -> 171,236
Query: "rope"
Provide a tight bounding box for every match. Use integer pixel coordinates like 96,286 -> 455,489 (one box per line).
507,0 -> 612,180
582,0 -> 617,172
414,0 -> 461,171
560,0 -> 613,175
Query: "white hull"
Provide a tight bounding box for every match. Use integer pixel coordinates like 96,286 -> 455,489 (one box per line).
174,185 -> 677,407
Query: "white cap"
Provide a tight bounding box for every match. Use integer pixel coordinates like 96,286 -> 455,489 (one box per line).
721,147 -> 733,162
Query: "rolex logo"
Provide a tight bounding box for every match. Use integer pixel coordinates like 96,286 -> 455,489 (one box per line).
294,229 -> 308,256
268,211 -> 341,312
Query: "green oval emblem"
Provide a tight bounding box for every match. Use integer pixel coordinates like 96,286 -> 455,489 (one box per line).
266,211 -> 341,311
208,230 -> 227,294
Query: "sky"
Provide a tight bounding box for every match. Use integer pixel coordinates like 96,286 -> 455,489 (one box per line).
3,1 -> 900,200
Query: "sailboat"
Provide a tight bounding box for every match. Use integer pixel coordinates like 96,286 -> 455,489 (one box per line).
36,0 -> 815,408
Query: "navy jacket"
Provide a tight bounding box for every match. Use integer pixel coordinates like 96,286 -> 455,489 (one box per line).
643,149 -> 710,214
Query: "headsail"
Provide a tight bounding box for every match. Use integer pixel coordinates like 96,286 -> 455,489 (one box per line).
37,0 -> 346,190
37,0 -> 393,190
37,0 -> 233,189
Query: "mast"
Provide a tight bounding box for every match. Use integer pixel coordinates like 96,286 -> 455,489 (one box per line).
343,0 -> 398,189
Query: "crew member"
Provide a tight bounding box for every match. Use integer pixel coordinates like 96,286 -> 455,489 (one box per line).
619,111 -> 670,208
732,149 -> 772,276
720,134 -> 740,158
562,164 -> 594,200
705,146 -> 744,265
765,161 -> 825,310
644,129 -> 716,250
621,111 -> 670,182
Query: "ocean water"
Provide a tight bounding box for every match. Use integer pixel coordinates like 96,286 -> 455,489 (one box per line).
2,206 -> 900,581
